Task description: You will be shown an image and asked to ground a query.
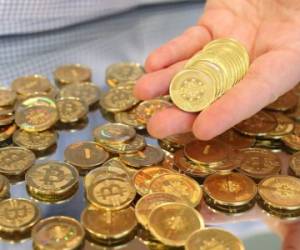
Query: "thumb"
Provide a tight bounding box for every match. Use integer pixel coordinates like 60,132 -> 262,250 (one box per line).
282,223 -> 300,250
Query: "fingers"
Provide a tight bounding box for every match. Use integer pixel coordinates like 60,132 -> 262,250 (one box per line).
134,60 -> 185,100
147,107 -> 197,139
144,25 -> 212,72
192,49 -> 300,140
282,222 -> 300,250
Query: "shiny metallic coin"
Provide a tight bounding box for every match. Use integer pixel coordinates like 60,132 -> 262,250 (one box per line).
54,64 -> 91,85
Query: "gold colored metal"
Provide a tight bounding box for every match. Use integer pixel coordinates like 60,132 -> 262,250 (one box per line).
289,152 -> 300,177
0,88 -> 16,107
266,91 -> 298,112
114,108 -> 145,130
218,129 -> 255,149
0,174 -> 10,200
54,64 -> 92,85
0,123 -> 16,142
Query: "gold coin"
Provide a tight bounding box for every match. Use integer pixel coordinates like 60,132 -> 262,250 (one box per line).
114,108 -> 145,130
0,88 -> 16,107
15,96 -> 58,132
32,216 -> 85,250
234,111 -> 277,136
292,82 -> 300,96
11,75 -> 51,97
185,228 -> 245,250
84,158 -> 130,191
164,132 -> 196,148
149,173 -> 202,207
56,97 -> 88,123
266,91 -> 298,112
0,108 -> 14,126
203,172 -> 257,206
100,134 -> 146,154
0,198 -> 40,235
13,129 -> 57,151
135,99 -> 173,124
0,147 -> 35,176
287,101 -> 300,121
64,141 -> 109,170
0,123 -> 16,142
133,166 -> 174,196
236,148 -> 281,180
0,174 -> 10,200
282,134 -> 300,151
265,112 -> 294,139
93,123 -> 136,144
218,129 -> 255,149
54,64 -> 91,85
86,177 -> 136,210
25,161 -> 79,202
100,84 -> 139,112
148,202 -> 204,247
289,152 -> 300,177
119,145 -> 164,169
59,82 -> 101,106
106,62 -> 144,87
258,175 -> 300,210
81,205 -> 137,242
135,192 -> 183,229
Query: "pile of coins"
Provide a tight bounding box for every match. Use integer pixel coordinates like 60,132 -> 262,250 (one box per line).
170,38 -> 250,112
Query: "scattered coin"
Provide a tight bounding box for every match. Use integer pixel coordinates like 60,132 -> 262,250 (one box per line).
0,174 -> 10,200
0,88 -> 16,107
266,91 -> 298,112
218,129 -> 255,149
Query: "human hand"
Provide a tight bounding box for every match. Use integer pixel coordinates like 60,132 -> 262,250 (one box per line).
134,0 -> 300,140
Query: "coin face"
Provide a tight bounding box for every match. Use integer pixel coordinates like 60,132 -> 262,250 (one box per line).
149,173 -> 202,207
93,123 -> 136,144
25,161 -> 79,197
64,141 -> 109,170
0,89 -> 16,107
218,129 -> 255,149
185,228 -> 245,250
32,216 -> 85,250
282,134 -> 300,151
265,112 -> 294,139
258,175 -> 300,209
203,173 -> 257,206
114,108 -> 145,130
119,145 -> 164,169
81,206 -> 137,240
54,64 -> 91,85
60,82 -> 101,106
164,132 -> 196,147
135,99 -> 173,124
0,147 -> 35,176
289,152 -> 300,176
0,174 -> 10,200
0,123 -> 17,142
12,75 -> 51,96
57,97 -> 88,123
135,193 -> 183,229
234,111 -> 277,136
106,62 -> 144,87
0,199 -> 40,234
148,202 -> 204,246
100,85 -> 139,112
13,129 -> 57,151
0,108 -> 14,126
266,91 -> 298,112
87,177 -> 136,210
236,148 -> 281,179
133,166 -> 174,196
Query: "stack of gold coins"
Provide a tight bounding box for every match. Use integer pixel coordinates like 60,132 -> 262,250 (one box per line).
170,38 -> 249,112
32,216 -> 85,250
0,174 -> 10,201
158,132 -> 196,153
25,161 -> 79,202
257,175 -> 300,219
203,172 -> 257,214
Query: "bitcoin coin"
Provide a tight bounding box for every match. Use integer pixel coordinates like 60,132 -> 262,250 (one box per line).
133,166 -> 174,196
289,152 -> 300,177
218,129 -> 255,149
93,123 -> 136,144
64,141 -> 109,171
32,216 -> 85,250
148,202 -> 204,247
135,99 -> 173,124
56,97 -> 88,123
264,112 -> 294,139
203,172 -> 257,206
149,173 -> 202,207
258,175 -> 300,210
282,134 -> 300,152
0,108 -> 14,126
15,96 -> 58,132
236,148 -> 281,180
11,75 -> 51,97
59,82 -> 101,106
266,91 -> 298,112
100,84 -> 139,112
0,123 -> 16,142
54,64 -> 91,85
81,205 -> 137,243
185,228 -> 245,250
0,88 -> 16,107
163,132 -> 196,148
135,193 -> 184,229
114,108 -> 145,130
13,129 -> 57,151
0,199 -> 40,236
86,177 -> 136,210
106,62 -> 144,87
0,147 -> 35,176
25,161 -> 79,202
0,174 -> 10,200
234,111 -> 277,136
119,145 -> 164,169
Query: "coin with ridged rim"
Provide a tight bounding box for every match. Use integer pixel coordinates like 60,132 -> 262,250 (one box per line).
54,64 -> 91,85
0,88 -> 16,107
